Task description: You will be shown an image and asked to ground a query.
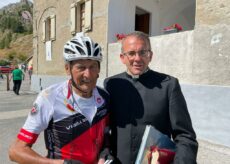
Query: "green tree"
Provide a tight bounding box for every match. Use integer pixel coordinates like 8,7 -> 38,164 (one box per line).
7,31 -> 12,42
0,38 -> 6,49
12,33 -> 18,41
0,17 -> 7,31
18,53 -> 27,62
0,59 -> 10,66
6,51 -> 17,61
4,36 -> 10,48
15,21 -> 25,33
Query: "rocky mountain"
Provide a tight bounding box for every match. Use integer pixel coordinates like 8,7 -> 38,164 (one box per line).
0,0 -> 33,66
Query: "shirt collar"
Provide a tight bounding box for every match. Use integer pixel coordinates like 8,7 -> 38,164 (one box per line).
126,67 -> 149,79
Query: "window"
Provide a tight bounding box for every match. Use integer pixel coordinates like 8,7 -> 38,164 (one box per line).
42,15 -> 56,42
70,0 -> 92,34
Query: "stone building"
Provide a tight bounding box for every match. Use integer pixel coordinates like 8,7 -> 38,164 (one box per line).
32,0 -> 196,90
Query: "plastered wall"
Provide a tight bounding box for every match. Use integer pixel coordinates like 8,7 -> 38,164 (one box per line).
108,28 -> 230,86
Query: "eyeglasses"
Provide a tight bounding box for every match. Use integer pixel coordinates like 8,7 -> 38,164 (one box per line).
122,50 -> 151,58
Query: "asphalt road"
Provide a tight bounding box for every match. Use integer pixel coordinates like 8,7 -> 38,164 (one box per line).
0,74 -> 46,164
0,73 -> 230,163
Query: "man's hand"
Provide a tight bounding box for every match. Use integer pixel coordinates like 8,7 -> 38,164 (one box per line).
98,158 -> 113,164
98,158 -> 105,164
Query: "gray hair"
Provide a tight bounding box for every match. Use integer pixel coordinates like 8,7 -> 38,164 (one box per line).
121,31 -> 151,52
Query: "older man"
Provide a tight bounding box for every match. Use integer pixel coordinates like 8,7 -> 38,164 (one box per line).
9,33 -> 112,164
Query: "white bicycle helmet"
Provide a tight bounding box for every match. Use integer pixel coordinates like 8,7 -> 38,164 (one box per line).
63,32 -> 102,62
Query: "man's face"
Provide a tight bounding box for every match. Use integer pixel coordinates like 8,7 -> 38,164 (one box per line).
65,59 -> 100,97
120,36 -> 152,75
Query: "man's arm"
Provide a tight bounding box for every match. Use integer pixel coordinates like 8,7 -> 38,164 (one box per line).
21,70 -> 25,80
9,139 -> 64,164
97,88 -> 114,164
98,116 -> 114,163
169,79 -> 198,164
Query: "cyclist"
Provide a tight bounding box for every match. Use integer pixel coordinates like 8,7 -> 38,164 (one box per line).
9,33 -> 112,164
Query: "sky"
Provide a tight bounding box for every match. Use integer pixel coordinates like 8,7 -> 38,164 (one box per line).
0,0 -> 33,9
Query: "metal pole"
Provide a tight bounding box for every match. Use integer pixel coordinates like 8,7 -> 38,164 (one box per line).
6,73 -> 10,91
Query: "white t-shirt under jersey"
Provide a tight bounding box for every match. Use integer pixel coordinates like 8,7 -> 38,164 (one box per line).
72,92 -> 97,124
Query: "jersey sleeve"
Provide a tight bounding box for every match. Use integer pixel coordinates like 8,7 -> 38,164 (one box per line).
17,89 -> 54,144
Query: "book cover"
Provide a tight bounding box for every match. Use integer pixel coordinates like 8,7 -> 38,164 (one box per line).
135,125 -> 176,164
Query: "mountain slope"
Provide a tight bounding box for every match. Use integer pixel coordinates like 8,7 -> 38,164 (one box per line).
0,0 -> 33,65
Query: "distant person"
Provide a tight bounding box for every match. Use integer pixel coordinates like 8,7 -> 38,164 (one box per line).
10,65 -> 24,95
21,64 -> 25,70
28,65 -> 33,80
21,64 -> 27,73
104,31 -> 198,163
0,72 -> 3,79
9,33 -> 113,164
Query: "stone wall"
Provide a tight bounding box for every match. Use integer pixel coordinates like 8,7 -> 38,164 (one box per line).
108,30 -> 230,86
33,0 -> 109,78
193,25 -> 230,85
196,0 -> 230,25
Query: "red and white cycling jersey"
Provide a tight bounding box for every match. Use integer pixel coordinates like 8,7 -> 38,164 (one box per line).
17,80 -> 110,164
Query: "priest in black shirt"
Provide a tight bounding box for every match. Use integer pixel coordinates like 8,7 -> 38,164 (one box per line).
104,31 -> 198,164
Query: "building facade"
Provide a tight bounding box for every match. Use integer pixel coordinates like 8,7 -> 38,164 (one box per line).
32,0 -> 196,91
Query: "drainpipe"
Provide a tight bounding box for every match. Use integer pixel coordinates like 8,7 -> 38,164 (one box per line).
39,78 -> 42,91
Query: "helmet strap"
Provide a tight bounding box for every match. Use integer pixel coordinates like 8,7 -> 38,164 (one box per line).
70,73 -> 89,96
69,62 -> 89,95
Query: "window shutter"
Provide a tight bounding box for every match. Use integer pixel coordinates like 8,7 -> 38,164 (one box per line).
70,4 -> 76,34
50,15 -> 56,40
42,20 -> 46,42
84,0 -> 92,31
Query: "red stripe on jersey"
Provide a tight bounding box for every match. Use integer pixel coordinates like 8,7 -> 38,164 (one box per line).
17,128 -> 39,144
61,115 -> 109,164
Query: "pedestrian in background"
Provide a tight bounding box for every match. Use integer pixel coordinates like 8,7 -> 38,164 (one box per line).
0,72 -> 3,79
10,65 -> 24,95
28,64 -> 33,81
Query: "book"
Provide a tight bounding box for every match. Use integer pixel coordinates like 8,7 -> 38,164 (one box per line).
135,125 -> 176,164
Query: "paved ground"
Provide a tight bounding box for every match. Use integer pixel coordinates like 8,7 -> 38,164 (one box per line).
181,84 -> 230,147
0,73 -> 230,163
0,73 -> 46,164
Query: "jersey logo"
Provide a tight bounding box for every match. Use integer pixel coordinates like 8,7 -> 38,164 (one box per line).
64,99 -> 75,112
66,103 -> 75,112
30,103 -> 38,115
96,97 -> 102,104
66,118 -> 88,130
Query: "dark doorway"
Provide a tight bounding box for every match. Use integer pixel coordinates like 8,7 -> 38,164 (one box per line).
135,7 -> 150,34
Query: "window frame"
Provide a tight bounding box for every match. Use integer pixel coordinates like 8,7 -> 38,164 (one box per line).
42,15 -> 56,42
70,0 -> 92,34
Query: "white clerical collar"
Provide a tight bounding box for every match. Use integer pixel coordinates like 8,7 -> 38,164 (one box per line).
126,68 -> 149,79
